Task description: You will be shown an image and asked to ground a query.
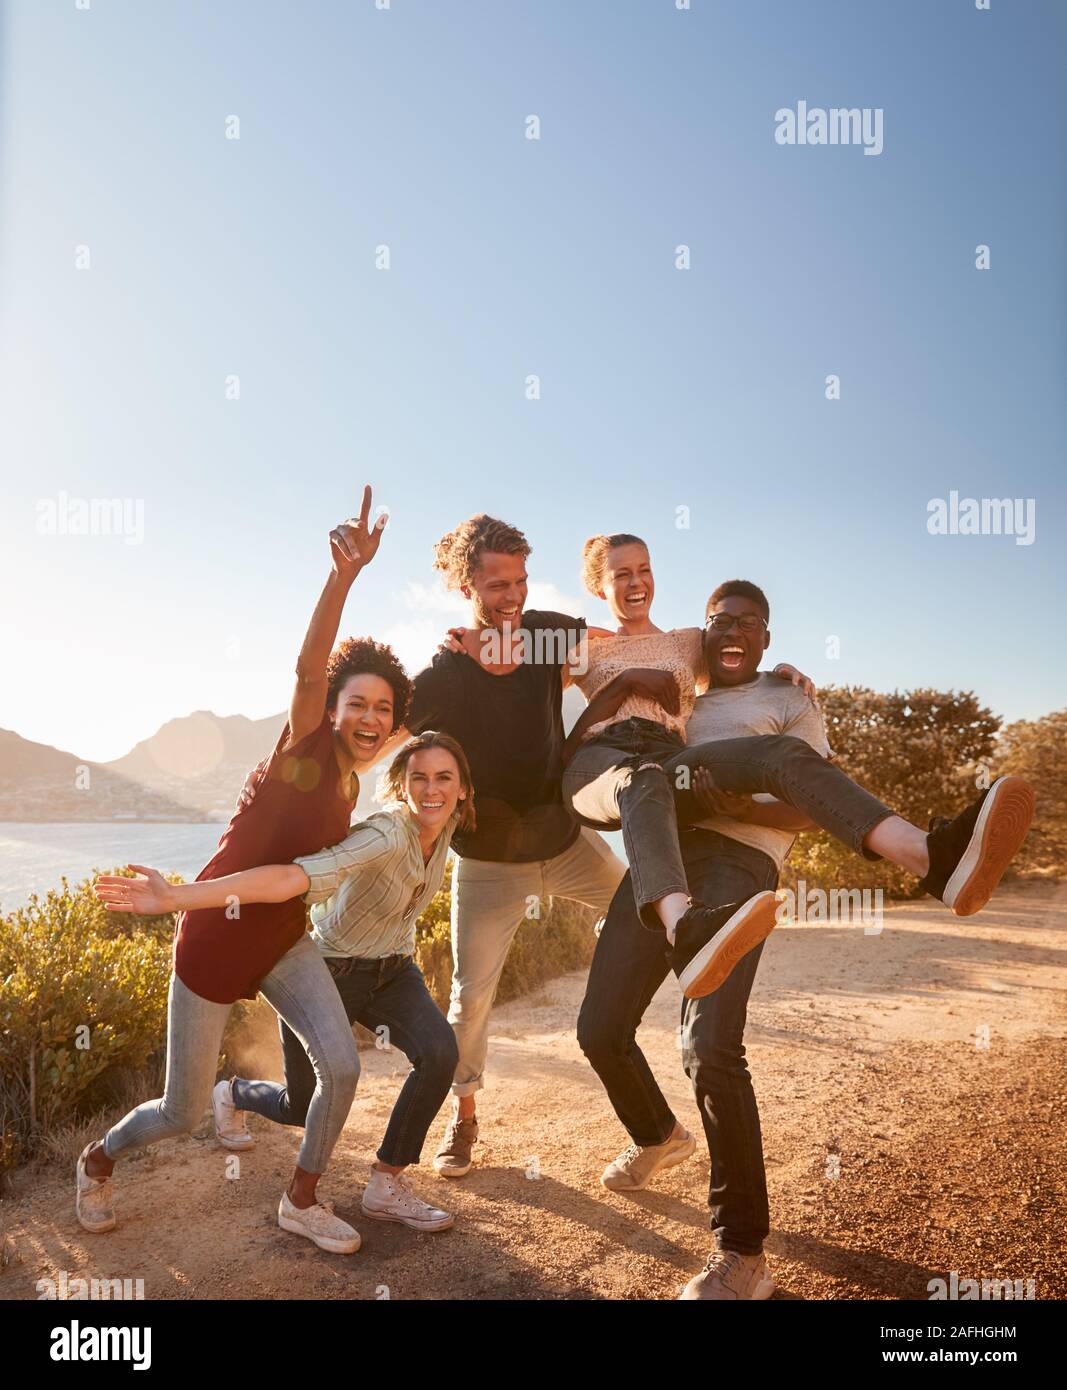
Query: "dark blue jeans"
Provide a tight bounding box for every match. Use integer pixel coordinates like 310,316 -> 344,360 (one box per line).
577,829 -> 779,1256
233,954 -> 457,1168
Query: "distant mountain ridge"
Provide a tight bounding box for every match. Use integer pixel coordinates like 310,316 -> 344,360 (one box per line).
1,693 -> 588,824
107,710 -> 284,785
0,727 -> 218,823
101,710 -> 288,820
1,710 -> 386,823
0,713 -> 287,823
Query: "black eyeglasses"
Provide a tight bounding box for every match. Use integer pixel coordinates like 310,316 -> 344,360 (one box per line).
704,613 -> 767,633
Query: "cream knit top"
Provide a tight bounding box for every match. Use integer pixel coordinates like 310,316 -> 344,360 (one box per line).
570,627 -> 706,743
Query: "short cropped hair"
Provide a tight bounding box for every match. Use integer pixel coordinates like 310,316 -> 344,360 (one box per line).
705,579 -> 770,623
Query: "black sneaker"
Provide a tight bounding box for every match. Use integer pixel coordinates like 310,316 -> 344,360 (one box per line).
919,775 -> 1035,916
670,892 -> 780,999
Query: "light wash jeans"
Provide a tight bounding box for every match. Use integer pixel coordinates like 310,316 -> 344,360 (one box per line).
103,934 -> 360,1174
448,827 -> 626,1096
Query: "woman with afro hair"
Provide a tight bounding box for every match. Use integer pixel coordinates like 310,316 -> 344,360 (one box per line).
79,487 -> 410,1256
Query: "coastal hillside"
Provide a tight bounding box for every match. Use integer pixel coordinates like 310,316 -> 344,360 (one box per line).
0,729 -> 208,824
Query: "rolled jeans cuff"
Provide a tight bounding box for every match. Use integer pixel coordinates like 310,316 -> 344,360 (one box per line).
636,885 -> 689,930
857,809 -> 893,860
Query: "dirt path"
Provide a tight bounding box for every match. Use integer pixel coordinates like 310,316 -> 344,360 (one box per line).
2,884 -> 1065,1301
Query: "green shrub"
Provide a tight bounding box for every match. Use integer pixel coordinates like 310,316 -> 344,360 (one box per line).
0,873 -> 174,1178
1,857 -> 599,1179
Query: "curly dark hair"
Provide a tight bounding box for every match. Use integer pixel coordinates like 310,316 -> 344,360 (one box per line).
325,637 -> 411,731
432,514 -> 531,591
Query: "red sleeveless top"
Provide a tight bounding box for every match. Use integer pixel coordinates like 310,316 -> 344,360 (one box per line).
173,710 -> 355,1004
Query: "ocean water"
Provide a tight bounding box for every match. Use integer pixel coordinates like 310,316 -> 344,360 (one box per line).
0,822 -> 229,911
0,821 -> 628,914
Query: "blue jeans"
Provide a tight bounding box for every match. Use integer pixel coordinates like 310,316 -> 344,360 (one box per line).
577,829 -> 779,1256
103,935 -> 360,1174
233,954 -> 457,1168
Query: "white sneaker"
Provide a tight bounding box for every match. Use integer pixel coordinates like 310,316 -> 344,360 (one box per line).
76,1143 -> 116,1233
361,1169 -> 455,1232
277,1191 -> 361,1254
679,1249 -> 776,1300
212,1078 -> 253,1150
600,1128 -> 697,1192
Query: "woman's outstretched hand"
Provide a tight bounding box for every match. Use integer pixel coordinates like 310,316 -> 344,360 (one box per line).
93,865 -> 177,915
330,485 -> 388,580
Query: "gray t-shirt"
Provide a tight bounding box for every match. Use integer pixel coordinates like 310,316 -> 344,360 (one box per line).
684,672 -> 831,871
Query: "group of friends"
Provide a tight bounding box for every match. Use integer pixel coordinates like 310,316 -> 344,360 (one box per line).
85,488 -> 1036,1301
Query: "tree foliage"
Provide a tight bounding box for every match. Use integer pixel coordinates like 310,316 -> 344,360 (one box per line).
991,709 -> 1067,875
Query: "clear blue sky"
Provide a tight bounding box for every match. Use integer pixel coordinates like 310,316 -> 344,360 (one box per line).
1,0 -> 1064,762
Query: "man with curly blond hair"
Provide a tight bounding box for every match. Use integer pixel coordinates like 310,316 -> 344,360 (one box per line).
332,512 -> 626,1177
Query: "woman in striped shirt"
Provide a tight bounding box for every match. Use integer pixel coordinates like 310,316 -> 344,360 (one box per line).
96,731 -> 474,1235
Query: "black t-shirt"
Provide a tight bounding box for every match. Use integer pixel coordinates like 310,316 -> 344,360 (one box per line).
406,609 -> 586,863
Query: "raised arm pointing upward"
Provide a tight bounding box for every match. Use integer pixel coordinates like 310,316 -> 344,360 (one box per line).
288,485 -> 388,751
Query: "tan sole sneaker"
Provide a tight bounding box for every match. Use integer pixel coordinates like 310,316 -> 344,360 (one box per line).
680,1250 -> 776,1300
212,1078 -> 254,1151
601,1129 -> 697,1192
432,1117 -> 478,1178
675,892 -> 779,999
945,776 -> 1036,916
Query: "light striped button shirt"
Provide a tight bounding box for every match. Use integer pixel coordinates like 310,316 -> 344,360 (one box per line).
294,807 -> 456,960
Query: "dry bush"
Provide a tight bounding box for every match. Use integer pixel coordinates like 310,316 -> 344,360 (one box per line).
991,709 -> 1067,876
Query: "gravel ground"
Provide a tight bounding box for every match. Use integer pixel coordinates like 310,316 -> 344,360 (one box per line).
2,883 -> 1063,1301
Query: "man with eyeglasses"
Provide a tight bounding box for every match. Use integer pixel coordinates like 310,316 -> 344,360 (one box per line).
574,575 -> 1033,1298
575,578 -> 833,1300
